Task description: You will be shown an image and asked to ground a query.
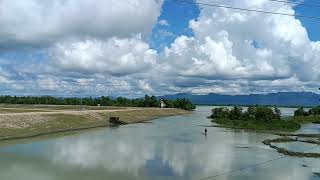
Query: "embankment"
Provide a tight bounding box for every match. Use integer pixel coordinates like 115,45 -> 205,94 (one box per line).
0,107 -> 190,141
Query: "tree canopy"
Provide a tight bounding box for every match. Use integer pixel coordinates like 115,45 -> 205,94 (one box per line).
0,95 -> 196,111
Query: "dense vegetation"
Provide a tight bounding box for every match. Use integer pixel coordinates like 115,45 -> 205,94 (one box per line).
0,95 -> 196,111
292,106 -> 320,123
210,106 -> 281,122
210,106 -> 300,131
294,106 -> 320,116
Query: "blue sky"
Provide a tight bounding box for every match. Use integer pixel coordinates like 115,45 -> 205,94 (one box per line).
294,0 -> 320,41
150,0 -> 199,51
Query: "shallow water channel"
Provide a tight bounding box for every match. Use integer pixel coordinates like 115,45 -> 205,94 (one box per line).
0,106 -> 319,180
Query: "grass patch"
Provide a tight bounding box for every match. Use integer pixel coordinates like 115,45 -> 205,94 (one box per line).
0,108 -> 51,113
0,128 -> 31,139
212,118 -> 301,132
34,114 -> 105,130
0,114 -> 106,140
284,116 -> 320,124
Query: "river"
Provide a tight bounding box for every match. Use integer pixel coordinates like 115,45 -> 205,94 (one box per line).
0,106 -> 319,180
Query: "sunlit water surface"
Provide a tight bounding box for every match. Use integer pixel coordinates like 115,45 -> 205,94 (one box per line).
0,106 -> 319,180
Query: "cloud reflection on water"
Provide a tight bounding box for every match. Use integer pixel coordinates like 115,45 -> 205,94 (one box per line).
51,131 -> 241,179
50,128 -> 278,180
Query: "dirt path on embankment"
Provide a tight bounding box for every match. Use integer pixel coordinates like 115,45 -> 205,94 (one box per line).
0,109 -> 139,129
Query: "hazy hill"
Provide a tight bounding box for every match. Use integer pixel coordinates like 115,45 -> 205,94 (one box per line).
161,92 -> 320,107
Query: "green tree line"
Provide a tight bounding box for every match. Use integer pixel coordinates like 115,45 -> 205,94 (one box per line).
209,106 -> 301,131
0,95 -> 196,111
210,106 -> 281,122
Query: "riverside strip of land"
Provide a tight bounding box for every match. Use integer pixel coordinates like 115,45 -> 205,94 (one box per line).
0,104 -> 190,141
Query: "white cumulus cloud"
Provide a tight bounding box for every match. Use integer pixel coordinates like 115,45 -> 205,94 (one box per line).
50,36 -> 157,76
0,0 -> 163,48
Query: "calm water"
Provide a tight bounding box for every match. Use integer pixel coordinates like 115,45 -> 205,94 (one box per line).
0,106 -> 319,180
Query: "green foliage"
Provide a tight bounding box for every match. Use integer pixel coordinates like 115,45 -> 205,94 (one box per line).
143,95 -> 159,107
0,95 -> 196,111
287,115 -> 320,124
229,106 -> 243,120
210,107 -> 230,119
274,107 -> 281,120
255,106 -> 277,123
213,118 -> 300,132
210,105 -> 282,122
294,106 -> 320,117
309,106 -> 320,116
294,107 -> 310,116
163,98 -> 196,111
210,106 -> 300,132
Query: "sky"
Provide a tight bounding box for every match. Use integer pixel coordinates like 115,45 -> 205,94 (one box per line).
0,0 -> 319,97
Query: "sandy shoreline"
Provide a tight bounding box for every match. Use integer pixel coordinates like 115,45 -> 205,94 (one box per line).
0,105 -> 191,141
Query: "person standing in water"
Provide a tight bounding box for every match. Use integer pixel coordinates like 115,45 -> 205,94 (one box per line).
205,128 -> 208,135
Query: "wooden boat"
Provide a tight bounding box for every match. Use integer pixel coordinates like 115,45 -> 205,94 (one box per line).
109,117 -> 128,125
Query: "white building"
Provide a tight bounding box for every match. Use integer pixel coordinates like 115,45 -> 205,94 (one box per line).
160,99 -> 166,108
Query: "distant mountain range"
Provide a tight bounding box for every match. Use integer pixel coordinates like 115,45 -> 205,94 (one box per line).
161,92 -> 320,107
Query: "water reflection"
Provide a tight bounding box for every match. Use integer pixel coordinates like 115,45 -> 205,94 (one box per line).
52,136 -> 156,176
50,132 -> 261,179
0,106 -> 319,180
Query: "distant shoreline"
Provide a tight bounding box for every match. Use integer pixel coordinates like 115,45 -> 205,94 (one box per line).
162,92 -> 320,107
195,104 -> 315,108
